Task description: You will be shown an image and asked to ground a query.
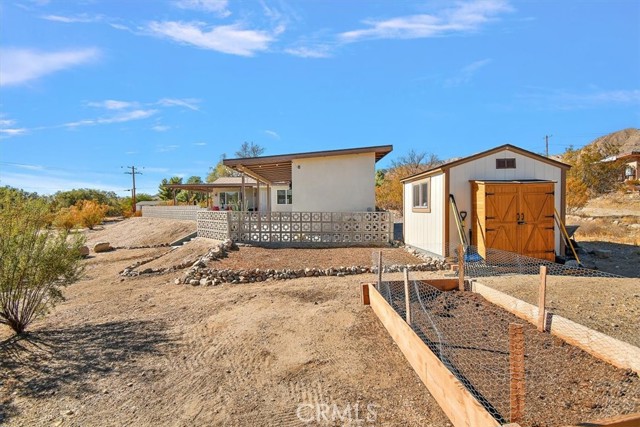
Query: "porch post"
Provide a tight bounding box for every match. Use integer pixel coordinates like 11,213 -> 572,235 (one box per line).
267,184 -> 272,212
257,180 -> 261,212
241,174 -> 246,211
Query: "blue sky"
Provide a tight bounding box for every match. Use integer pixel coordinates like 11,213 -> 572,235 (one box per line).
1,0 -> 639,196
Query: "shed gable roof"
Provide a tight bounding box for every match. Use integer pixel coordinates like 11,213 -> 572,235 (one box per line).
400,144 -> 570,183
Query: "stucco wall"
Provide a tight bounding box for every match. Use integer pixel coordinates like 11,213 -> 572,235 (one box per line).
291,153 -> 375,212
403,173 -> 445,256
269,184 -> 292,212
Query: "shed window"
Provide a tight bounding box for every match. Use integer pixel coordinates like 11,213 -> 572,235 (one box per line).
277,189 -> 292,205
412,179 -> 430,211
496,158 -> 516,169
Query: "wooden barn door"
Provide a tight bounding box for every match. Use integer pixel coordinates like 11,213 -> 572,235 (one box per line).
519,183 -> 555,261
484,185 -> 519,253
478,182 -> 556,261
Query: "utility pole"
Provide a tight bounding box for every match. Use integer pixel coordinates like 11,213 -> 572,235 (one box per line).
544,135 -> 553,157
122,166 -> 143,212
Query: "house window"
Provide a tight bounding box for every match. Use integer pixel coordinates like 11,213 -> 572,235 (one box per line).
496,158 -> 516,169
277,189 -> 292,205
412,179 -> 430,212
219,192 -> 240,210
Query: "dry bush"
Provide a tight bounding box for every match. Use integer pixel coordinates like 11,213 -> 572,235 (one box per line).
76,200 -> 109,230
0,194 -> 85,334
53,206 -> 81,231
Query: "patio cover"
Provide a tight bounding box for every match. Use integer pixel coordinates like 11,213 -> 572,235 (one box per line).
222,145 -> 393,185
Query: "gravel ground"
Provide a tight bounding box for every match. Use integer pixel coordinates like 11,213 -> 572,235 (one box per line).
476,275 -> 640,347
0,219 -> 450,427
84,217 -> 196,248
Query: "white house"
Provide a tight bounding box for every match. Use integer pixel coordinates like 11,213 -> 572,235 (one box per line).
223,145 -> 393,213
401,144 -> 570,261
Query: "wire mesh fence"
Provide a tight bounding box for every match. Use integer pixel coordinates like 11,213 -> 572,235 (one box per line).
376,246 -> 640,426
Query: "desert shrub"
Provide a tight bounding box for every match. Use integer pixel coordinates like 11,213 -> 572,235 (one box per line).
566,177 -> 590,210
0,193 -> 85,334
53,206 -> 81,231
76,200 -> 109,229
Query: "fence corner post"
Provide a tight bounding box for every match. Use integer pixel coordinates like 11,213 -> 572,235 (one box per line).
361,283 -> 370,305
403,268 -> 411,325
509,323 -> 525,424
458,243 -> 465,291
538,265 -> 548,332
377,250 -> 383,290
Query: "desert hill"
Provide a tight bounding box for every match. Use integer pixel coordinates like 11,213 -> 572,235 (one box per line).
586,127 -> 640,155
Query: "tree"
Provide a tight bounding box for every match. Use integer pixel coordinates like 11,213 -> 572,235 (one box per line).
120,193 -> 154,216
0,193 -> 85,334
562,142 -> 625,209
206,154 -> 236,182
376,150 -> 442,213
235,141 -> 265,158
158,176 -> 183,201
52,188 -> 121,216
185,176 -> 204,204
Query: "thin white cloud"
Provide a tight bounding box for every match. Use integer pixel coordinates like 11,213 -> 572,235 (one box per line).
4,162 -> 44,171
0,171 -> 122,195
264,130 -> 280,139
157,144 -> 180,153
144,167 -> 171,173
152,124 -> 171,132
158,98 -> 201,111
193,141 -> 207,146
174,0 -> 231,17
339,0 -> 512,42
285,45 -> 331,58
88,99 -> 139,110
0,128 -> 28,137
445,58 -> 492,87
65,109 -> 157,128
520,88 -> 640,110
41,14 -> 103,23
146,21 -> 276,56
0,119 -> 16,127
0,47 -> 100,86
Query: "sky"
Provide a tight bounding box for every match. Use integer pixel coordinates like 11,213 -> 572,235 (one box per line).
0,0 -> 639,196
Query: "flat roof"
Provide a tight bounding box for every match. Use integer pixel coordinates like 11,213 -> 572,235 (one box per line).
164,177 -> 258,192
223,145 -> 393,184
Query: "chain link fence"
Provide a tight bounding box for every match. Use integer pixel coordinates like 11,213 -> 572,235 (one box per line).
375,246 -> 640,426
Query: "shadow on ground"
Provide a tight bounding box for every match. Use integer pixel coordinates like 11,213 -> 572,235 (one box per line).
0,319 -> 173,422
577,241 -> 640,278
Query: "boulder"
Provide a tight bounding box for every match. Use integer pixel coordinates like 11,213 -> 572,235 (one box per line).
93,242 -> 112,253
79,246 -> 90,257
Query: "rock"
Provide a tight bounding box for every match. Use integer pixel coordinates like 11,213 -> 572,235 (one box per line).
79,245 -> 90,257
93,242 -> 112,253
565,260 -> 580,267
592,249 -> 612,259
189,279 -> 199,286
629,223 -> 640,229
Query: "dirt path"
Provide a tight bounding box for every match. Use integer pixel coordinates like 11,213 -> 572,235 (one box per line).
0,248 -> 450,426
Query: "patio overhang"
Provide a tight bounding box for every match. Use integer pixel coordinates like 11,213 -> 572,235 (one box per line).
163,181 -> 257,193
223,145 -> 393,185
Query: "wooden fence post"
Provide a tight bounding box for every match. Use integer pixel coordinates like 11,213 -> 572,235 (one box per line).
509,323 -> 525,424
361,283 -> 370,306
377,250 -> 383,290
403,268 -> 411,325
538,266 -> 548,332
458,243 -> 465,291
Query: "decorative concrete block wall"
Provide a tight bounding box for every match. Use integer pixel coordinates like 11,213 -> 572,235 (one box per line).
141,205 -> 203,221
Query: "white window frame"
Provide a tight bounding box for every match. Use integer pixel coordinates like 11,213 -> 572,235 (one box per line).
412,178 -> 431,212
276,189 -> 293,205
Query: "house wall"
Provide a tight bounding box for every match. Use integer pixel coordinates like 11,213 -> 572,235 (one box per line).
403,173 -> 445,256
447,150 -> 563,254
403,149 -> 564,257
269,184 -> 292,212
291,152 -> 375,212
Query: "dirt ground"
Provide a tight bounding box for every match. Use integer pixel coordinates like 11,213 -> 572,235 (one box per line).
0,220 -> 450,426
84,217 -> 196,248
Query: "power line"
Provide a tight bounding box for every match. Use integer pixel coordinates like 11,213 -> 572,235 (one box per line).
122,166 -> 143,212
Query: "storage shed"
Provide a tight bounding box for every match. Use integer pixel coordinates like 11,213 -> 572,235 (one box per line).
401,144 -> 571,261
